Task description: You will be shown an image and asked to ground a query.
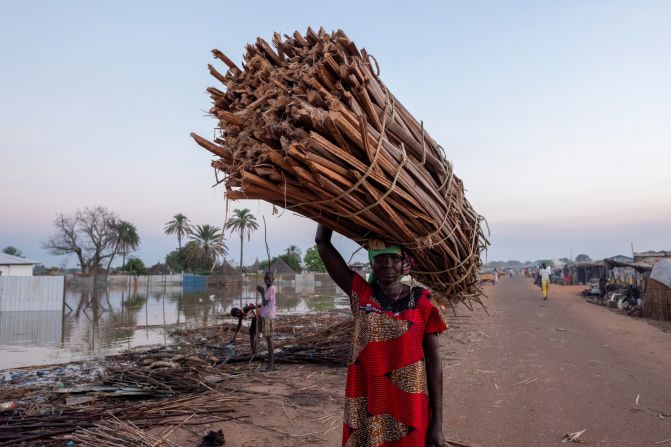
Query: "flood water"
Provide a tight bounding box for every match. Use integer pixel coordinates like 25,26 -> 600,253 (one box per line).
0,276 -> 347,370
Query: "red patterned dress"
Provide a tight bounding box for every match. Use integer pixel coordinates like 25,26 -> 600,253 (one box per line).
343,274 -> 447,447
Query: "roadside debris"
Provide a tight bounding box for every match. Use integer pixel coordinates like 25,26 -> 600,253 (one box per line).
0,309 -> 477,446
514,377 -> 538,386
0,401 -> 16,413
561,428 -> 587,443
197,429 -> 226,446
71,418 -> 183,447
0,313 -> 348,445
648,408 -> 671,420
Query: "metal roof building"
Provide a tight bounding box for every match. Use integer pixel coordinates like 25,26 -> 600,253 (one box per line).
0,253 -> 37,276
634,250 -> 671,265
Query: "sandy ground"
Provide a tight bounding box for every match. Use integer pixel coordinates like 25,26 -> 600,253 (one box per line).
163,277 -> 671,446
446,276 -> 671,447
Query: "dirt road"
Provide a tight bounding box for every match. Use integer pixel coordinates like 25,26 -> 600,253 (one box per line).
446,276 -> 671,446
174,277 -> 671,446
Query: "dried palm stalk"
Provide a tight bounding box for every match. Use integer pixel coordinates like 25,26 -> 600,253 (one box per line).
71,418 -> 182,447
192,27 -> 489,306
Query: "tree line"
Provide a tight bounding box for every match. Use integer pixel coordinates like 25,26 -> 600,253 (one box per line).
37,205 -> 326,275
163,209 -> 326,274
486,254 -> 592,269
16,208 -> 597,275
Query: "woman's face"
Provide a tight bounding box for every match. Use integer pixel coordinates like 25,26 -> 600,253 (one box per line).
371,253 -> 403,285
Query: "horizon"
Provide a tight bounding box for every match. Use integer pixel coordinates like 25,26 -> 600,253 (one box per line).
2,1 -> 669,269
4,210 -> 669,269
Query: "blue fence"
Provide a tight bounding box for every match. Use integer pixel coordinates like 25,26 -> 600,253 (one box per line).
182,274 -> 208,292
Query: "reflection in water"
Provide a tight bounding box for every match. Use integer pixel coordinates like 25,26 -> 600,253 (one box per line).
0,275 -> 347,369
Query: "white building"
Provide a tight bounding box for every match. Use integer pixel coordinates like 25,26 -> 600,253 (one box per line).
0,253 -> 37,276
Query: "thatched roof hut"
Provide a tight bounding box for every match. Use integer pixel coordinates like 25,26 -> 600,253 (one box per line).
245,258 -> 261,274
209,261 -> 243,288
269,258 -> 298,275
148,263 -> 172,275
214,261 -> 242,277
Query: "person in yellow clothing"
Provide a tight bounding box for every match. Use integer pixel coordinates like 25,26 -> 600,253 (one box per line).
540,263 -> 551,300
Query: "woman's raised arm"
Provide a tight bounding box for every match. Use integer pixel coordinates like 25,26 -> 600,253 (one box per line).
315,224 -> 355,296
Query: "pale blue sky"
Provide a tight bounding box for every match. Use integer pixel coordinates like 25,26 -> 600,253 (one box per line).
1,1 -> 669,267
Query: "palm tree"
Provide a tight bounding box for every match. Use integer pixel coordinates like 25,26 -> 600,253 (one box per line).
2,246 -> 24,258
106,220 -> 140,273
284,245 -> 303,271
285,245 -> 302,259
188,224 -> 227,269
164,213 -> 192,251
224,208 -> 259,272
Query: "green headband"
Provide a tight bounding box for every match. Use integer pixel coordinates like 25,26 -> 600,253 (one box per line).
368,244 -> 403,262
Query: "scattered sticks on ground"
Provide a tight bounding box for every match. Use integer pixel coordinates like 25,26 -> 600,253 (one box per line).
0,392 -> 244,446
70,417 -> 183,447
561,428 -> 587,443
513,377 -> 538,386
1,308 -> 478,445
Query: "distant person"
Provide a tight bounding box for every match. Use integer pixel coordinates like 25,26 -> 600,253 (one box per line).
533,266 -> 541,287
598,276 -> 607,305
230,303 -> 261,354
540,263 -> 551,300
257,271 -> 277,371
492,268 -> 498,285
563,264 -> 570,285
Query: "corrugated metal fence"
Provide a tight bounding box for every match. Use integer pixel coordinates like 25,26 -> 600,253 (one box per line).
0,311 -> 62,346
106,274 -> 183,285
0,276 -> 64,311
205,273 -> 343,296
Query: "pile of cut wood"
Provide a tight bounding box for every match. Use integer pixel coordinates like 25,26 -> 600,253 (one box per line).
192,27 -> 488,305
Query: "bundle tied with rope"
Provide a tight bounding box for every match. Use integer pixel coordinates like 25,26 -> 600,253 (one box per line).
191,27 -> 489,308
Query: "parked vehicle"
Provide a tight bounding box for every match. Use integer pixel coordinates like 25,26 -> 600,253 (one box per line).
610,285 -> 642,315
581,279 -> 600,297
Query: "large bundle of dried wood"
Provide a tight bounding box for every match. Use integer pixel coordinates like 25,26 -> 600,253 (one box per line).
192,27 -> 488,305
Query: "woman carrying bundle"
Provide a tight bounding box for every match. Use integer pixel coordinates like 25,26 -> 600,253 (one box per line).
316,224 -> 447,447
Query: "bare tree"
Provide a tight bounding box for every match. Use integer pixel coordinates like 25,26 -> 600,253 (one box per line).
43,206 -> 123,274
44,213 -> 86,272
